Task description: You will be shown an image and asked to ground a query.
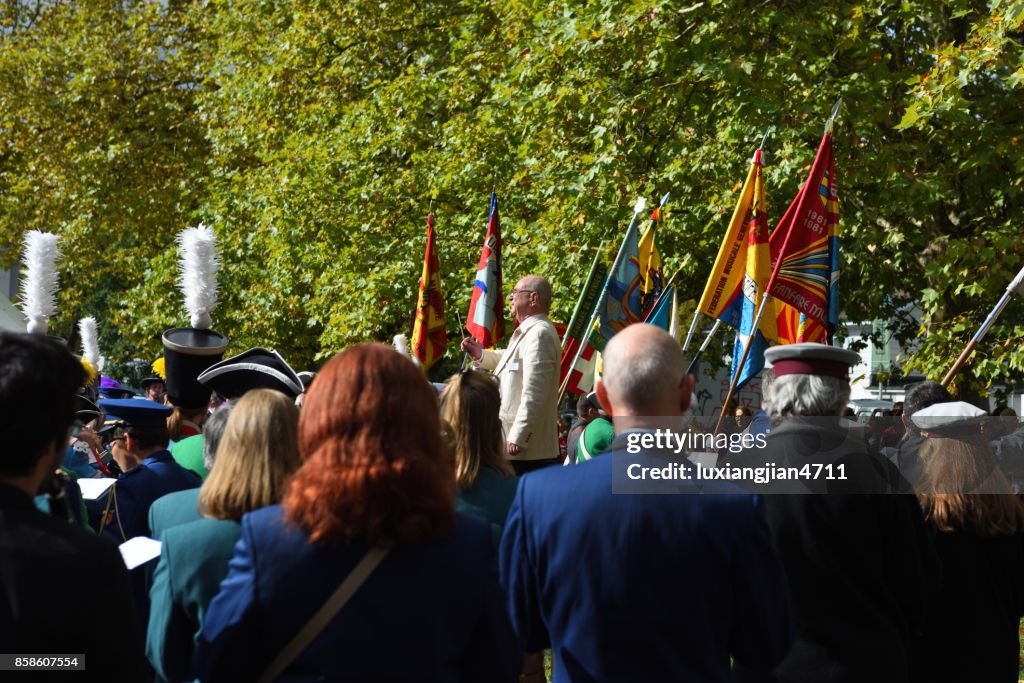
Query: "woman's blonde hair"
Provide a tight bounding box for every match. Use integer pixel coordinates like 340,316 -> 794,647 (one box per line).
439,371 -> 512,489
199,389 -> 301,520
916,433 -> 1024,537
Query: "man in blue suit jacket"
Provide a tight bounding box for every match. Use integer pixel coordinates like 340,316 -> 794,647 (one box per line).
500,324 -> 793,682
98,399 -> 201,542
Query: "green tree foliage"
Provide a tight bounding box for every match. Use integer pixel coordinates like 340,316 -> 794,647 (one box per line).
0,0 -> 210,373
0,0 -> 1021,394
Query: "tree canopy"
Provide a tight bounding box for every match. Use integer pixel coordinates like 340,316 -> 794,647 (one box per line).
0,0 -> 1021,396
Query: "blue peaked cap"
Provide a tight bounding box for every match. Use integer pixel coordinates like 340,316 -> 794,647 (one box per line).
98,398 -> 172,428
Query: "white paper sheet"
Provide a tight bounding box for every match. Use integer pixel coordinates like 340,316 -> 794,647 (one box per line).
118,536 -> 162,570
77,477 -> 116,501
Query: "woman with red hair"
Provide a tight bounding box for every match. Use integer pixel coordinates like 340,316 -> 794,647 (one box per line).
196,344 -> 517,682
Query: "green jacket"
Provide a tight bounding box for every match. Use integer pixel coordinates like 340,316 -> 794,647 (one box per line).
170,434 -> 208,480
146,516 -> 241,682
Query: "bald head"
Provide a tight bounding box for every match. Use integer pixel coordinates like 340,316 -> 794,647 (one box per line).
598,324 -> 691,417
520,275 -> 551,311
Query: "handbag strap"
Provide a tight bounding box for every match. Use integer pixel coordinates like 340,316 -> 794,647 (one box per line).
258,544 -> 391,683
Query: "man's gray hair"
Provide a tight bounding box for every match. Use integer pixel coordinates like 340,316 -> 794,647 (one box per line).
202,401 -> 234,472
764,373 -> 851,418
603,325 -> 684,413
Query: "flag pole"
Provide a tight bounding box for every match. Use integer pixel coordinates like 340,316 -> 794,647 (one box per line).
456,310 -> 471,371
557,197 -> 647,402
642,266 -> 684,324
941,264 -> 1024,387
686,318 -> 723,375
826,97 -> 843,134
682,311 -> 702,353
432,211 -> 449,365
561,242 -> 607,353
669,287 -> 679,340
713,291 -> 774,434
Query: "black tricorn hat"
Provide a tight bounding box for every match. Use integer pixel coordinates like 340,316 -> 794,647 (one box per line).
198,347 -> 303,400
296,371 -> 316,392
75,394 -> 102,422
162,327 -> 229,409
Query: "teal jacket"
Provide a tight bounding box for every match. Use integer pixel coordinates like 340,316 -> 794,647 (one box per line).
146,516 -> 241,683
456,466 -> 519,549
149,487 -> 202,539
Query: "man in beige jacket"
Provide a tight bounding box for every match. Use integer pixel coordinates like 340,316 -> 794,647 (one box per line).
461,275 -> 561,473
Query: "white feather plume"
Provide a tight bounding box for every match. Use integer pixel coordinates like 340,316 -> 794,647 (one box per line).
176,223 -> 220,329
79,317 -> 105,373
19,231 -> 61,335
393,334 -> 419,365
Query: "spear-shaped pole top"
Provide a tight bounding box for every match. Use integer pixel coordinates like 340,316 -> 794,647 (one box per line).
825,97 -> 843,134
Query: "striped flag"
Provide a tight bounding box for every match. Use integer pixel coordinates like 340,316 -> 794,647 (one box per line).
593,199 -> 647,351
559,249 -> 607,395
726,150 -> 780,338
766,131 -> 839,332
696,155 -> 761,325
466,193 -> 505,347
410,213 -> 447,371
776,307 -> 828,344
727,149 -> 779,389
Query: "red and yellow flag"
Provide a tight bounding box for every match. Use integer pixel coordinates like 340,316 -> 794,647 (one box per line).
411,213 -> 447,371
766,131 -> 839,331
696,156 -> 762,322
638,206 -> 664,318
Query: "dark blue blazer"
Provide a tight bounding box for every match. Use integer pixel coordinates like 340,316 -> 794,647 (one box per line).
102,450 -> 201,542
500,432 -> 794,682
196,505 -> 518,682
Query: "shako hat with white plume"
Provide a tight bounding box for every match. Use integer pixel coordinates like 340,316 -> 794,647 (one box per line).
162,224 -> 229,409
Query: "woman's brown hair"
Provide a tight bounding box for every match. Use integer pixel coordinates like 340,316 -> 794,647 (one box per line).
440,371 -> 513,488
283,343 -> 455,544
167,405 -> 208,441
916,433 -> 1024,537
199,389 -> 300,520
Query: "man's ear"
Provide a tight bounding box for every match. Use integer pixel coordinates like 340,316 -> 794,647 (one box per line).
679,374 -> 695,413
595,381 -> 612,417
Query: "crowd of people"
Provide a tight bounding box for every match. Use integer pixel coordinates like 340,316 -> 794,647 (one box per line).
2,273 -> 1024,682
